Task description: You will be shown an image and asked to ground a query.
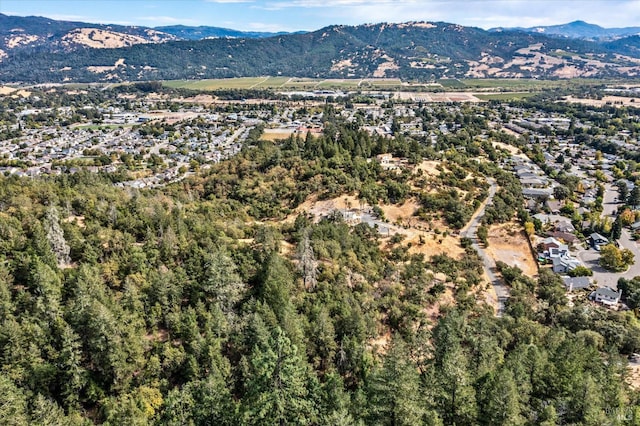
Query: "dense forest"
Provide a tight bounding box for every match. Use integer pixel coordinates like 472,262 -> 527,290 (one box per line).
1,98 -> 640,425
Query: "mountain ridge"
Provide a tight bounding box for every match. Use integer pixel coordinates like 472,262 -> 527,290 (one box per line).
0,13 -> 298,56
155,24 -> 303,40
2,16 -> 640,83
490,20 -> 640,40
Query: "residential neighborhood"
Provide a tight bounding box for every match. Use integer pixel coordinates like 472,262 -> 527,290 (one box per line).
2,84 -> 640,313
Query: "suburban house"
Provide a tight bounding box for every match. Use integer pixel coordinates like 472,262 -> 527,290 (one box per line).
552,255 -> 582,274
545,199 -> 563,214
591,287 -> 622,307
546,231 -> 578,244
520,177 -> 549,189
376,154 -> 399,170
549,244 -> 570,259
539,236 -> 563,252
589,233 -> 609,250
562,276 -> 591,292
554,221 -> 576,234
534,213 -> 569,226
522,188 -> 553,199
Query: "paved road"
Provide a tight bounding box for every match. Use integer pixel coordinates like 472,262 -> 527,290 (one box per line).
602,183 -> 619,218
577,228 -> 640,288
575,184 -> 640,288
461,178 -> 509,315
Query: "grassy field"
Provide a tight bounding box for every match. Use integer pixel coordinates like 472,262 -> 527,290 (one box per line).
437,79 -> 466,88
162,76 -> 636,94
474,92 -> 537,101
458,78 -> 612,90
163,78 -> 272,90
163,77 -> 405,91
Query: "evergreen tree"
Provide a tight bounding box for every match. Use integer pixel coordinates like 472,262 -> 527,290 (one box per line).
628,185 -> 640,209
476,368 -> 524,425
366,336 -> 425,425
241,317 -> 317,425
0,376 -> 28,426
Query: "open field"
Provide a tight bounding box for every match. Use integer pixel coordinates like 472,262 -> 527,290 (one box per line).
486,222 -> 538,278
458,78 -> 610,90
437,79 -> 466,88
163,77 -> 272,90
563,95 -> 640,108
395,91 -> 482,102
164,77 -> 404,91
474,92 -> 537,101
164,76 -> 634,100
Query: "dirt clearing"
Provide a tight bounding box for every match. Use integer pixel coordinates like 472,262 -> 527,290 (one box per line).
486,222 -> 538,277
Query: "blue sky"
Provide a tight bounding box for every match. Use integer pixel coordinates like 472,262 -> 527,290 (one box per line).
2,0 -> 640,32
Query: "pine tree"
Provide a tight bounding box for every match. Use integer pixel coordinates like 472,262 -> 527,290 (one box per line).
56,323 -> 87,410
0,376 -> 28,426
432,312 -> 477,425
241,317 -> 317,425
297,229 -> 318,291
476,368 -> 524,425
202,247 -> 246,318
44,206 -> 70,267
366,336 -> 425,426
628,185 -> 640,209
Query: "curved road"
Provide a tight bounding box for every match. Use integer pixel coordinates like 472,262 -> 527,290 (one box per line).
576,184 -> 640,288
461,178 -> 510,316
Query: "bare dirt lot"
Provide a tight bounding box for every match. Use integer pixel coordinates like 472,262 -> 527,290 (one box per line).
486,222 -> 538,277
288,193 -> 465,259
395,92 -> 482,103
261,128 -> 316,141
563,95 -> 639,108
414,160 -> 445,177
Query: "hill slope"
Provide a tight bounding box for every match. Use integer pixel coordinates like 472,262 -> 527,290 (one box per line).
2,20 -> 640,83
491,20 -> 640,41
0,13 -> 176,56
0,13 -> 299,60
155,25 -> 298,40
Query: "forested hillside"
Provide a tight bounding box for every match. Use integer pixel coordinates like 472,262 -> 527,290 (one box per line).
3,20 -> 640,83
1,100 -> 640,425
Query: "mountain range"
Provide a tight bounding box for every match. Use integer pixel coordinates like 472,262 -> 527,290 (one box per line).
0,13 -> 291,56
2,14 -> 640,83
491,20 -> 640,41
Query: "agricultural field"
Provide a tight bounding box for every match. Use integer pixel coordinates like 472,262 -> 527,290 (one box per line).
163,76 -> 638,95
163,77 -> 405,91
474,92 -> 537,101
458,78 -> 613,91
163,77 -> 273,90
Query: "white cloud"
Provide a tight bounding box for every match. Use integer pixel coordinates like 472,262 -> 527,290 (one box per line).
4,12 -> 137,26
260,0 -> 640,29
138,16 -> 201,25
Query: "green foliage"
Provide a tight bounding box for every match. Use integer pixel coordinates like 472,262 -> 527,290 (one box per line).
0,112 -> 637,425
567,265 -> 594,277
477,225 -> 489,246
3,19 -> 640,83
366,336 -> 427,425
599,243 -> 635,272
618,276 -> 640,310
